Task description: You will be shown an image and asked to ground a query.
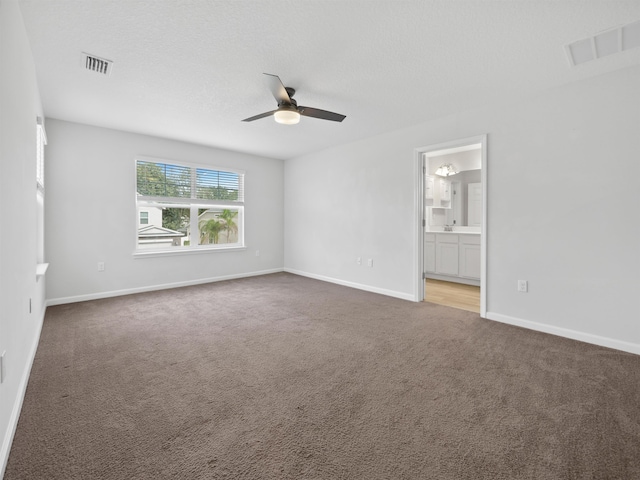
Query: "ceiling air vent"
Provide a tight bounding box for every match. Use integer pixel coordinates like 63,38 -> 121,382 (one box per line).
565,20 -> 640,66
81,52 -> 113,76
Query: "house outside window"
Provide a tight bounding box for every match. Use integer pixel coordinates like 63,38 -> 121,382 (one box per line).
135,157 -> 244,253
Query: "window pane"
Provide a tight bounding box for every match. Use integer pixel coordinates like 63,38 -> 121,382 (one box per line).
36,125 -> 45,188
137,161 -> 191,198
197,208 -> 240,245
137,206 -> 190,249
196,169 -> 240,201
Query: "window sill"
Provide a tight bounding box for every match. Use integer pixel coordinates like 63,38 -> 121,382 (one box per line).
133,245 -> 247,259
36,262 -> 49,280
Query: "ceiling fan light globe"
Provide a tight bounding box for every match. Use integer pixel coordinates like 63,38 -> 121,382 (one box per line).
274,109 -> 300,125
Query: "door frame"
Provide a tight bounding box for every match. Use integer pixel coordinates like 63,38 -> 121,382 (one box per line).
413,134 -> 487,317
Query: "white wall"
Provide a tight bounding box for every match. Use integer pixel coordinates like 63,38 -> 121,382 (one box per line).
45,120 -> 284,303
0,0 -> 47,475
285,65 -> 640,354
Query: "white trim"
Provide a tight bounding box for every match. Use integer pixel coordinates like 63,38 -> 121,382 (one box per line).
0,308 -> 46,479
36,262 -> 49,279
133,245 -> 247,258
414,134 -> 488,316
413,149 -> 424,302
424,273 -> 480,286
284,268 -> 415,302
46,268 -> 283,306
486,312 -> 640,356
479,136 -> 488,317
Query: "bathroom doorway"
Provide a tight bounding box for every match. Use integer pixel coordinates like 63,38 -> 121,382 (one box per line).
424,279 -> 480,313
414,135 -> 487,316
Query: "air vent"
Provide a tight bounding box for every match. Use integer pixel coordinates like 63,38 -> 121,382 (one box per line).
565,20 -> 640,67
81,52 -> 113,76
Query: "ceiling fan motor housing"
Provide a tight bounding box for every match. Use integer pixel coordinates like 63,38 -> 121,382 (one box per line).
242,73 -> 346,123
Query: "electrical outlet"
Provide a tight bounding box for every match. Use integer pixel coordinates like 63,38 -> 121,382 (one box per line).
367,258 -> 373,268
255,250 -> 260,257
518,280 -> 528,292
0,351 -> 5,384
356,257 -> 362,265
97,262 -> 105,272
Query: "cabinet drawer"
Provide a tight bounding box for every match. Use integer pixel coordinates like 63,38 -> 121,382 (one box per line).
425,233 -> 436,242
436,234 -> 459,244
460,234 -> 480,245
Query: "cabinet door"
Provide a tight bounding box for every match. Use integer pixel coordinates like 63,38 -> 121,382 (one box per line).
436,242 -> 458,276
424,241 -> 436,273
440,179 -> 451,202
425,175 -> 435,200
459,243 -> 481,279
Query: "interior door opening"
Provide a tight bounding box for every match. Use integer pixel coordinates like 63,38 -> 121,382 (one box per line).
424,278 -> 480,313
414,135 -> 487,316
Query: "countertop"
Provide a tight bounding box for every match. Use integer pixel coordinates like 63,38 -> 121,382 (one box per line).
426,230 -> 481,235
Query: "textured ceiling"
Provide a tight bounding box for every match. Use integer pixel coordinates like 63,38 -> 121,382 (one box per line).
18,0 -> 640,160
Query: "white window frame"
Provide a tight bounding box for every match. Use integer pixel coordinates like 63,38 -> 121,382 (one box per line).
36,117 -> 47,267
36,116 -> 47,193
134,155 -> 245,257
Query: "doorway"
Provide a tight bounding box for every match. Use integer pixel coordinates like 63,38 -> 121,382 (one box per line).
414,135 -> 487,316
424,279 -> 480,313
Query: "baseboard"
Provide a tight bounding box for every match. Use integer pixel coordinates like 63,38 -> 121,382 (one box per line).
46,268 -> 284,306
486,311 -> 640,356
425,273 -> 480,287
284,268 -> 415,301
0,307 -> 46,479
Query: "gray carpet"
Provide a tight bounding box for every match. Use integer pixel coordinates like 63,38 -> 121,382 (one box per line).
5,272 -> 640,479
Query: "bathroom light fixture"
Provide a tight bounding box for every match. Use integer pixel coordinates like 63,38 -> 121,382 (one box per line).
274,108 -> 300,125
435,163 -> 458,176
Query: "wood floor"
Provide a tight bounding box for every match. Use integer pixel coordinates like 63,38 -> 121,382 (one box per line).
424,279 -> 480,313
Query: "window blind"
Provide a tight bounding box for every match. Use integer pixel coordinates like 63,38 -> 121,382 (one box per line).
136,160 -> 244,204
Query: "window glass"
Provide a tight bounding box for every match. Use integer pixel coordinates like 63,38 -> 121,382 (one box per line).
135,158 -> 244,253
197,208 -> 240,245
137,207 -> 190,250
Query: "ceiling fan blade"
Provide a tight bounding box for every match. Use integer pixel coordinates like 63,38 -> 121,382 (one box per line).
241,110 -> 277,122
264,73 -> 292,105
299,107 -> 346,122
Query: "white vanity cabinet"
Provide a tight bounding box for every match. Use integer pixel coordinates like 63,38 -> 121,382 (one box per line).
424,234 -> 436,273
459,235 -> 481,280
435,234 -> 459,275
439,179 -> 451,204
425,175 -> 451,208
425,175 -> 435,201
424,233 -> 480,285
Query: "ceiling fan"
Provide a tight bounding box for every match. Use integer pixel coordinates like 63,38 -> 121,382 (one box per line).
242,73 -> 346,125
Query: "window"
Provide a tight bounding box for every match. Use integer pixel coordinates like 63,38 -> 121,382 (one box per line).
135,158 -> 244,253
36,117 -> 47,264
36,117 -> 46,192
